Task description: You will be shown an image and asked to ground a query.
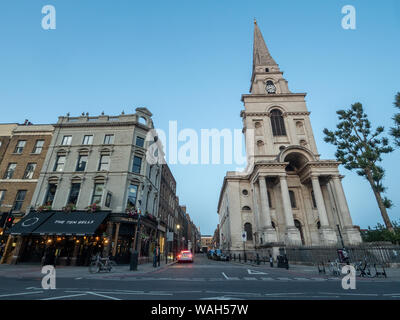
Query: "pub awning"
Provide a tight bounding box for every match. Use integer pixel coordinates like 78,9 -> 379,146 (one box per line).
7,211 -> 55,236
31,211 -> 110,236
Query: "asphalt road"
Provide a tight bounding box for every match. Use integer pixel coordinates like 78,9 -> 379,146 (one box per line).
0,254 -> 399,300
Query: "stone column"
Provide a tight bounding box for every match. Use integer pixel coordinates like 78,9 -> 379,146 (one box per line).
311,175 -> 330,227
279,175 -> 301,244
258,176 -> 277,243
311,175 -> 338,245
332,175 -> 362,244
251,182 -> 261,239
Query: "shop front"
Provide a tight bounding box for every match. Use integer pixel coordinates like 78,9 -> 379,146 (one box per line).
5,210 -> 110,266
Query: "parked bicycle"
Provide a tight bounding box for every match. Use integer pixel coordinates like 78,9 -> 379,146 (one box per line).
328,259 -> 345,276
89,254 -> 117,273
353,258 -> 376,278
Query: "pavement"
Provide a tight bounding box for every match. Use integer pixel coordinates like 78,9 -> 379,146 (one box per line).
0,254 -> 399,300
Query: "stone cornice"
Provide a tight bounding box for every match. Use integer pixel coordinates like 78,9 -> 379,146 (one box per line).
241,93 -> 307,102
241,111 -> 311,118
54,121 -> 150,131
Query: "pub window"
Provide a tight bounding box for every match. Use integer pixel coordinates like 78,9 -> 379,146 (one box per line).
136,136 -> 145,148
61,135 -> 72,146
127,184 -> 138,207
98,155 -> 110,171
54,156 -> 66,172
14,140 -> 26,154
32,140 -> 44,154
76,155 -> 88,172
82,135 -> 93,145
22,163 -> 36,179
270,109 -> 286,136
0,190 -> 6,207
244,223 -> 253,241
132,156 -> 142,174
44,184 -> 57,206
91,183 -> 104,204
104,134 -> 114,145
3,163 -> 17,179
289,190 -> 297,208
13,190 -> 27,212
67,183 -> 81,205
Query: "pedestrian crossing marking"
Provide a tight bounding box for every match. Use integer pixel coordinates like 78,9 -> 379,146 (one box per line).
247,269 -> 267,275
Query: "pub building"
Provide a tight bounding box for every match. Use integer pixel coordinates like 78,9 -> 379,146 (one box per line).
4,109 -> 163,265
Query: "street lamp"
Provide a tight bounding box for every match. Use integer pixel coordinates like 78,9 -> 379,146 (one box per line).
176,224 -> 181,254
130,208 -> 142,271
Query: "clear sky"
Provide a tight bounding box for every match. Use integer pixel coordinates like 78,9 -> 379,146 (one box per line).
0,1 -> 399,235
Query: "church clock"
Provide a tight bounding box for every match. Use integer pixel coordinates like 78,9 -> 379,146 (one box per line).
266,80 -> 276,94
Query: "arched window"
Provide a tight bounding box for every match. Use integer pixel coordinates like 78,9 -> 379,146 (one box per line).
289,190 -> 297,208
271,221 -> 276,229
270,109 -> 286,136
244,223 -> 253,241
242,206 -> 251,211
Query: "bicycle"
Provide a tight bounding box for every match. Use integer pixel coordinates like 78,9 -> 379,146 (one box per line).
328,259 -> 345,276
353,258 -> 376,278
89,254 -> 117,273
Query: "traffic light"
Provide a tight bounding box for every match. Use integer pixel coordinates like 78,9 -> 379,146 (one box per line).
5,216 -> 14,229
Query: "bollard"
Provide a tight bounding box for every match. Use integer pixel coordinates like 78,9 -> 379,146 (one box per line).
239,254 -> 241,262
233,253 -> 236,261
256,253 -> 260,265
244,253 -> 247,263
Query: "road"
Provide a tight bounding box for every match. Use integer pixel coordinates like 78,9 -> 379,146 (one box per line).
0,254 -> 399,300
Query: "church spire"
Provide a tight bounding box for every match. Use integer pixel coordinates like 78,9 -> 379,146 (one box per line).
253,20 -> 279,71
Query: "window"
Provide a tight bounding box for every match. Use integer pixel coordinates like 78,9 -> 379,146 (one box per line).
132,156 -> 142,174
244,223 -> 253,241
0,190 -> 5,207
44,184 -> 57,206
289,190 -> 297,208
104,134 -> 114,144
76,155 -> 88,172
294,219 -> 305,245
242,206 -> 251,211
14,140 -> 26,154
67,183 -> 81,205
267,191 -> 272,208
136,136 -> 145,148
271,221 -> 276,229
54,156 -> 66,172
32,140 -> 44,154
91,183 -> 104,204
13,190 -> 27,211
98,155 -> 110,171
270,109 -> 286,136
127,184 -> 138,207
61,135 -> 72,145
82,135 -> 93,145
3,163 -> 17,179
23,163 -> 36,179
242,189 -> 248,196
311,190 -> 317,208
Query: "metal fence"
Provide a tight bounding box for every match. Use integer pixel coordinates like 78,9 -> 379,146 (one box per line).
284,244 -> 400,266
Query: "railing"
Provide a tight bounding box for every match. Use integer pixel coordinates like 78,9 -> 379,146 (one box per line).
284,244 -> 400,266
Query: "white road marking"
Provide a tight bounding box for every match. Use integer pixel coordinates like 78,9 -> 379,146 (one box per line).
277,277 -> 291,281
294,277 -> 311,281
75,277 -> 83,280
247,269 -> 267,275
221,272 -> 239,280
0,291 -> 43,298
243,277 -> 257,281
311,278 -> 327,281
201,296 -> 244,300
87,291 -> 121,300
261,277 -> 275,281
40,293 -> 87,300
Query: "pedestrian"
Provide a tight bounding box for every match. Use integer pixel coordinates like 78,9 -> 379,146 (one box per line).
153,245 -> 157,268
269,254 -> 273,268
157,245 -> 161,267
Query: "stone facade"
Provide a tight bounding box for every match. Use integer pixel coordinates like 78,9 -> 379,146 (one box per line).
217,21 -> 362,257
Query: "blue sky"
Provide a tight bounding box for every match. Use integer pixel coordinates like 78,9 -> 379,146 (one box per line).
0,1 -> 399,234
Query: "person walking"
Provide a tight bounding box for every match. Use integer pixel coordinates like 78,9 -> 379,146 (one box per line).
157,245 -> 161,267
152,245 -> 158,268
269,254 -> 273,267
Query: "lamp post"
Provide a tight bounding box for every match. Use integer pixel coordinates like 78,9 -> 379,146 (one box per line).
176,224 -> 181,255
130,209 -> 142,271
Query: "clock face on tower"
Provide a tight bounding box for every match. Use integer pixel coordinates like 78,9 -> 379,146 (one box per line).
266,81 -> 276,94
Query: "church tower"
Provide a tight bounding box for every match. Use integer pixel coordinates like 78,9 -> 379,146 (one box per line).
218,21 -> 362,254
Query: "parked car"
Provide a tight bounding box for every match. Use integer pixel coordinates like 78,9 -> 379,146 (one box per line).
213,249 -> 222,261
207,249 -> 215,259
177,250 -> 194,263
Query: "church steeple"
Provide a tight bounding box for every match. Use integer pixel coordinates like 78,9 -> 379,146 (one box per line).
253,19 -> 279,73
250,20 -> 289,94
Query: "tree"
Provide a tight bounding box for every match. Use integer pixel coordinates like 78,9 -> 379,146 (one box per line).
323,103 -> 394,232
390,92 -> 400,147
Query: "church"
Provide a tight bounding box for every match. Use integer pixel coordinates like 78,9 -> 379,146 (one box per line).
217,21 -> 362,255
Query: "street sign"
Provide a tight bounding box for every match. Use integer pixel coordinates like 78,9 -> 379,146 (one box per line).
241,231 -> 247,242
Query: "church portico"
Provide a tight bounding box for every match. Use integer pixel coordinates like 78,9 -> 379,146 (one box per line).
217,20 -> 361,257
